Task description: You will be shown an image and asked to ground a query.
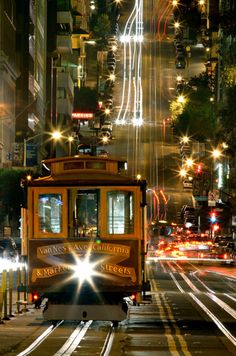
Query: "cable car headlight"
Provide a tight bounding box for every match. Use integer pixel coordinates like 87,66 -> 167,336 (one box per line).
72,258 -> 96,283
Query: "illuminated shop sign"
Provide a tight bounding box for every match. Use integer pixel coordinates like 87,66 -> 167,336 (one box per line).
72,112 -> 94,119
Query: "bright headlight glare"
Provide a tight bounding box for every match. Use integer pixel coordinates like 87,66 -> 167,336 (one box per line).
72,259 -> 95,282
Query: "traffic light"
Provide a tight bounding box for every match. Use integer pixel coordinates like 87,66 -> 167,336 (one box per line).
210,211 -> 217,223
212,224 -> 219,232
195,163 -> 202,174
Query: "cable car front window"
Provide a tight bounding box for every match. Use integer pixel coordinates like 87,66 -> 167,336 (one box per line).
38,194 -> 63,233
107,191 -> 134,234
75,190 -> 99,238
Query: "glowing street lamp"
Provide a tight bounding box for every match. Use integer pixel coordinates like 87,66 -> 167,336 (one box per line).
109,73 -> 116,82
212,148 -> 222,160
210,148 -> 223,194
181,135 -> 190,144
174,22 -> 180,30
104,108 -> 111,115
179,168 -> 187,177
101,135 -> 110,144
185,158 -> 194,168
177,94 -> 186,104
111,44 -> 117,52
52,130 -> 62,140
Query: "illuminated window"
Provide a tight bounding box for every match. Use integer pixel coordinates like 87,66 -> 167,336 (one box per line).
107,191 -> 134,234
75,190 -> 99,237
38,194 -> 63,233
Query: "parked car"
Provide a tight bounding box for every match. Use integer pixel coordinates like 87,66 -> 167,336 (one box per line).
107,51 -> 116,60
101,121 -> 112,132
175,44 -> 184,53
176,82 -> 185,94
183,179 -> 193,189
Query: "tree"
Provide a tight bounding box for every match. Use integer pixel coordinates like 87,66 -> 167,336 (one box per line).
172,74 -> 217,141
91,14 -> 111,47
217,84 -> 236,152
74,87 -> 98,112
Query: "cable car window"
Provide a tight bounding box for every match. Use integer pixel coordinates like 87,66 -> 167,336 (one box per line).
85,161 -> 106,170
38,194 -> 63,233
75,190 -> 99,237
107,191 -> 134,234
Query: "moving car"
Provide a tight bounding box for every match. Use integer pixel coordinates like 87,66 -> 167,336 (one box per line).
175,55 -> 186,69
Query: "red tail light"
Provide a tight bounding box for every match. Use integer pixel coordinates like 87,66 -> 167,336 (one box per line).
223,253 -> 228,260
32,292 -> 40,302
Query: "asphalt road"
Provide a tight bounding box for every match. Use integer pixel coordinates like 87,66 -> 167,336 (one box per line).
105,0 -> 206,223
0,262 -> 235,355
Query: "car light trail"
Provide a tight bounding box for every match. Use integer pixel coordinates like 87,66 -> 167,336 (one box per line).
116,3 -> 137,125
115,0 -> 144,177
116,0 -> 143,127
156,0 -> 173,41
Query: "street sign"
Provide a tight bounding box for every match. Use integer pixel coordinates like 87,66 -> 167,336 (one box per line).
26,143 -> 38,166
195,196 -> 208,201
12,142 -> 23,166
208,200 -> 216,206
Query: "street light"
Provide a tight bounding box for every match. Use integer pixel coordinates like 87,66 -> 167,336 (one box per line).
181,135 -> 190,144
177,94 -> 186,104
179,168 -> 187,177
51,130 -> 62,140
176,75 -> 183,82
185,157 -> 194,168
211,148 -> 222,160
172,0 -> 179,6
104,108 -> 111,115
174,21 -> 181,32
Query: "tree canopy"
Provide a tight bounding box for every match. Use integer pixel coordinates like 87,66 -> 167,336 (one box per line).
171,74 -> 217,141
90,13 -> 111,45
74,87 -> 98,112
217,84 -> 236,153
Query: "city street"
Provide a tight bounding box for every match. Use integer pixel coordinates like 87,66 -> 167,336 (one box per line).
0,1 -> 236,355
0,261 -> 235,355
106,0 -> 205,222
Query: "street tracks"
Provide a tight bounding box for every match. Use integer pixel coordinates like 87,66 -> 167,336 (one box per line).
17,320 -> 115,356
149,260 -> 236,350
